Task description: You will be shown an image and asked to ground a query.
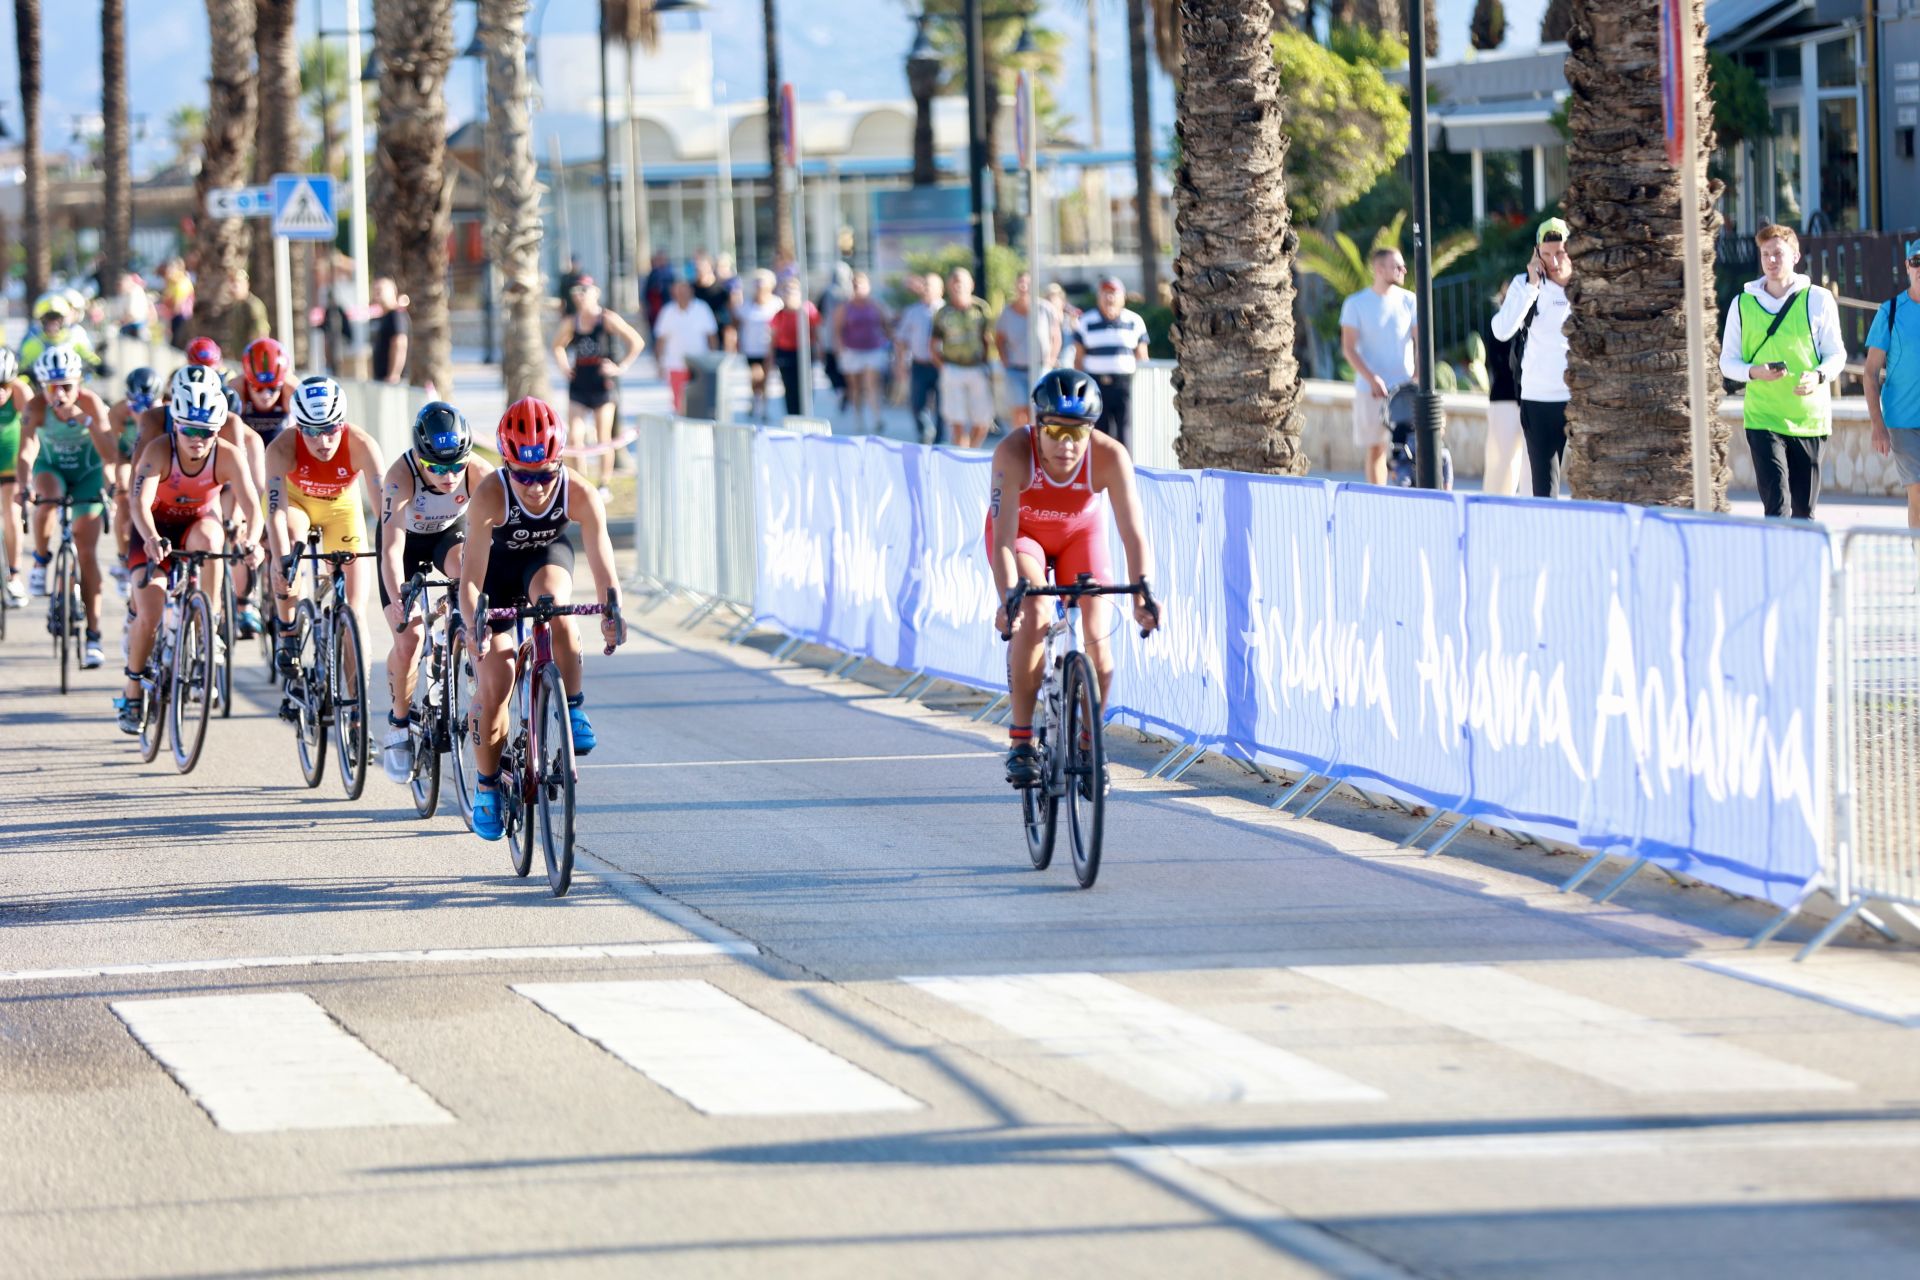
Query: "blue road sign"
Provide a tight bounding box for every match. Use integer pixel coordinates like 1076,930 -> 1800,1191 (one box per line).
272,173 -> 338,241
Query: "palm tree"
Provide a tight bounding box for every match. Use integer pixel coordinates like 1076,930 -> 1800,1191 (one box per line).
1329,0 -> 1436,56
1170,0 -> 1305,473
763,0 -> 795,263
14,0 -> 49,306
479,0 -> 551,403
372,0 -> 455,393
1561,0 -> 1727,507
254,0 -> 305,364
101,0 -> 131,300
1541,0 -> 1571,43
167,106 -> 208,173
196,0 -> 258,344
1470,0 -> 1505,50
1126,0 -> 1161,303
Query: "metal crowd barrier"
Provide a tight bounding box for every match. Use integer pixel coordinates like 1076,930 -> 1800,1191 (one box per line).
629,413 -> 761,626
1761,528 -> 1920,958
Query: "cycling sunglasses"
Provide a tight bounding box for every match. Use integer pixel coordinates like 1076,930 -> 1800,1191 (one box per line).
1908,255 -> 1920,269
298,422 -> 343,438
420,459 -> 464,477
1039,419 -> 1093,441
508,466 -> 559,485
176,425 -> 219,440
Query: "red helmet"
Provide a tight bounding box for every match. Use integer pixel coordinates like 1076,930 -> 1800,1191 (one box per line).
242,337 -> 289,389
186,337 -> 223,368
497,398 -> 563,467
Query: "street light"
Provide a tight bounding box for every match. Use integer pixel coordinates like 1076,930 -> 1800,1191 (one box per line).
906,17 -> 940,189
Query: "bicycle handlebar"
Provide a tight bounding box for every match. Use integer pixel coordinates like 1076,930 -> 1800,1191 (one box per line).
999,574 -> 1160,642
473,591 -> 625,656
399,573 -> 457,625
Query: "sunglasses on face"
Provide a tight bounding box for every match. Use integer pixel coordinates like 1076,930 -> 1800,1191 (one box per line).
1039,420 -> 1093,442
299,423 -> 342,438
176,425 -> 218,440
509,466 -> 558,485
420,459 -> 463,477
1908,256 -> 1920,269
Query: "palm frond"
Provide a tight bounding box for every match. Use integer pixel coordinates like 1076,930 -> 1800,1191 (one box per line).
602,0 -> 662,48
1294,227 -> 1370,296
1431,229 -> 1480,277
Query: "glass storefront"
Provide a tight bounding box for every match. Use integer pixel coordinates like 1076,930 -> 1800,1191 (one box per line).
1818,97 -> 1862,231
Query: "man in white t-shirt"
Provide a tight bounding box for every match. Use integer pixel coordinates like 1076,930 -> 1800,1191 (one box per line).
652,279 -> 720,415
1339,248 -> 1417,486
734,270 -> 783,422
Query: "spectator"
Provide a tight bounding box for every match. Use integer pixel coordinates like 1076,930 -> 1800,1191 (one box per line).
641,250 -> 675,337
1719,224 -> 1848,520
1038,282 -> 1067,368
653,278 -> 719,415
932,267 -> 996,448
1491,218 -> 1575,498
735,270 -> 783,423
1865,236 -> 1920,530
895,272 -> 944,444
1339,247 -> 1416,487
115,271 -> 153,340
223,269 -> 272,358
834,271 -> 893,435
1071,275 -> 1150,454
818,261 -> 855,412
159,258 -> 195,351
692,253 -> 735,353
771,251 -> 801,298
559,254 -> 585,316
549,278 -> 644,497
1479,279 -> 1525,496
995,271 -> 1039,431
770,277 -> 821,418
320,253 -> 355,376
370,276 -> 411,385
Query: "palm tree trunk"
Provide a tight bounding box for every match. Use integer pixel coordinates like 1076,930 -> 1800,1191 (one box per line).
254,0 -> 306,364
1127,0 -> 1161,303
764,0 -> 794,263
196,0 -> 258,346
479,0 -> 552,404
101,0 -> 131,300
1329,0 -> 1437,56
373,0 -> 455,394
1170,0 -> 1305,473
1562,0 -> 1727,508
14,0 -> 49,306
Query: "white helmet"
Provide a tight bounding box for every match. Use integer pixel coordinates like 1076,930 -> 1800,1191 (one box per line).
170,365 -> 231,430
0,348 -> 17,385
32,346 -> 84,386
292,375 -> 346,429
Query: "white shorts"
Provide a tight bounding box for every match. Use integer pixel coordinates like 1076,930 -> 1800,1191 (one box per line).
840,347 -> 890,376
1351,386 -> 1390,449
940,364 -> 994,427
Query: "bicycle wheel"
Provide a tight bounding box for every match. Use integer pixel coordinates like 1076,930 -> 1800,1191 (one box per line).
53,544 -> 76,694
1022,724 -> 1058,871
532,664 -> 577,897
137,660 -> 168,764
332,606 -> 370,800
1061,651 -> 1106,889
408,620 -> 441,819
256,577 -> 277,673
447,618 -> 479,827
504,685 -> 534,879
168,591 -> 215,774
291,600 -> 327,787
217,564 -> 236,718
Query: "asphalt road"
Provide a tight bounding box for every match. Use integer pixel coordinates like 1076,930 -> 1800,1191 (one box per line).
5,576 -> 1920,1280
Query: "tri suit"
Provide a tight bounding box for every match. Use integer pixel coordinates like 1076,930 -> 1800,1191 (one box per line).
565,315 -> 617,411
284,431 -> 365,553
480,469 -> 574,633
984,425 -> 1112,589
129,437 -> 224,575
377,450 -> 474,608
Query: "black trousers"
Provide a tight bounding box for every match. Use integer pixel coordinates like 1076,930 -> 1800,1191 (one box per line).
775,350 -> 804,416
1093,373 -> 1133,455
1746,429 -> 1824,519
1519,399 -> 1568,498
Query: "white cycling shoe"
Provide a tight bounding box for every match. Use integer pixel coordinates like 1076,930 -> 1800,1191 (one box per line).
381,724 -> 413,784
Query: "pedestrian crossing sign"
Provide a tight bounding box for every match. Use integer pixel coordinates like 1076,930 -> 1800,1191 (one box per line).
271,173 -> 338,241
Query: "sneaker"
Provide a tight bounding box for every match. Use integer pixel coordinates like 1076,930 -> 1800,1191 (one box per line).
82,637 -> 105,670
28,564 -> 46,596
381,720 -> 413,784
236,605 -> 261,639
1005,742 -> 1041,789
114,696 -> 141,735
472,785 -> 504,841
567,699 -> 596,755
3,577 -> 25,607
275,636 -> 298,678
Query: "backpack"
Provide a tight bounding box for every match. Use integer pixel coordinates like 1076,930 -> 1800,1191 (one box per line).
1507,294 -> 1538,390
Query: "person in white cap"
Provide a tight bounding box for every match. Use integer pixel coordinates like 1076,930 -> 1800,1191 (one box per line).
1071,275 -> 1150,454
1491,217 -> 1575,497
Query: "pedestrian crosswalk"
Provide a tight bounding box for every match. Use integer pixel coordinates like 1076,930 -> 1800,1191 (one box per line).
102,962 -> 1885,1135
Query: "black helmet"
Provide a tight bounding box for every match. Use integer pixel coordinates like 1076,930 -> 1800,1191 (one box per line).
1031,368 -> 1102,424
124,366 -> 161,412
411,401 -> 472,467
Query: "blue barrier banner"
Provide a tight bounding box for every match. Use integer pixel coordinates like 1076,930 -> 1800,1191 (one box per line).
908,448 -> 1005,690
752,430 -> 830,643
865,438 -> 923,671
1105,467 -> 1228,743
815,437 -> 886,658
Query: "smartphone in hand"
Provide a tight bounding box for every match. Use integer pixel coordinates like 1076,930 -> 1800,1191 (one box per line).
1766,361 -> 1789,371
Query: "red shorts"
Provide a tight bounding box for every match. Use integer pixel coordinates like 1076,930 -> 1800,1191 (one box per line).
985,514 -> 1113,592
668,369 -> 692,414
129,512 -> 218,575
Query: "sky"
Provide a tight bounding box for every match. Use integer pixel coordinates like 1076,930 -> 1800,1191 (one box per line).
0,0 -> 1550,177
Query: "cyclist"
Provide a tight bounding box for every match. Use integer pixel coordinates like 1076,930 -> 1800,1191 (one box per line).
18,348 -> 118,668
19,294 -> 107,380
108,367 -> 162,595
0,348 -> 31,608
986,368 -> 1157,787
378,401 -> 492,784
459,398 -> 626,841
265,375 -> 386,674
118,374 -> 263,734
226,337 -> 294,636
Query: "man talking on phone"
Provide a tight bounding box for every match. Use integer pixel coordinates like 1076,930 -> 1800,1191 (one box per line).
1719,223 -> 1848,520
1491,219 -> 1575,497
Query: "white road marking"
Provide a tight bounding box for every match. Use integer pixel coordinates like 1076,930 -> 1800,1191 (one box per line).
1114,1148 -> 1419,1279
1152,1121 -> 1920,1167
0,940 -> 753,984
111,993 -> 453,1133
905,972 -> 1385,1106
579,751 -> 998,769
1692,952 -> 1920,1027
1296,963 -> 1854,1094
514,979 -> 923,1116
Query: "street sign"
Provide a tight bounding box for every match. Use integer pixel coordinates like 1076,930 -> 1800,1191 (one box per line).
271,173 -> 337,241
206,185 -> 273,219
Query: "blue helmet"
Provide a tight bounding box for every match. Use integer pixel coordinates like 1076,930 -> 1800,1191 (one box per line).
1031,368 -> 1102,424
124,366 -> 161,413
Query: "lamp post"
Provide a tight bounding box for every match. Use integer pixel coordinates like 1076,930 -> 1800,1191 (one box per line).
457,25 -> 495,364
1407,0 -> 1442,490
906,17 -> 940,188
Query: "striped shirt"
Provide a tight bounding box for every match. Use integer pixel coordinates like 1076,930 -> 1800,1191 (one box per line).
1073,307 -> 1149,376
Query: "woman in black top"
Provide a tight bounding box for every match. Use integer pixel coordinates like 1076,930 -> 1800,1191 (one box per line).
548,279 -> 644,496
1480,280 -> 1526,496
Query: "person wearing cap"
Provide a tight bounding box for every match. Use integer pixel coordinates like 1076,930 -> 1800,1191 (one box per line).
1339,246 -> 1416,486
1866,237 -> 1920,530
1491,217 -> 1575,497
1719,224 -> 1848,520
931,267 -> 996,448
1072,276 -> 1151,454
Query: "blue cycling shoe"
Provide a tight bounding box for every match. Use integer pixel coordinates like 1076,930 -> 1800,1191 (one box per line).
567,695 -> 595,756
472,785 -> 504,841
